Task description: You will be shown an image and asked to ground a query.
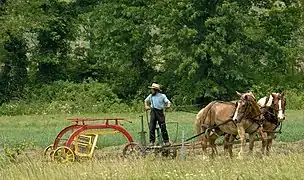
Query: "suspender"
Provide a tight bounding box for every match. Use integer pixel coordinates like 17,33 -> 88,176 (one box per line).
150,93 -> 166,110
150,94 -> 161,110
150,95 -> 155,109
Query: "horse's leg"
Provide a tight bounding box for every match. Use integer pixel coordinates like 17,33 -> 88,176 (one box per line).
209,135 -> 218,158
237,123 -> 246,158
266,132 -> 275,155
223,134 -> 230,156
228,135 -> 236,158
261,132 -> 267,155
201,135 -> 208,159
248,132 -> 256,156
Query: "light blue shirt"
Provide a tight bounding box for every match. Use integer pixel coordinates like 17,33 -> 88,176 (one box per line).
145,93 -> 171,110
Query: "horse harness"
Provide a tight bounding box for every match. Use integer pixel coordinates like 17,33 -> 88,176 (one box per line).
203,100 -> 262,136
242,97 -> 284,134
197,98 -> 283,141
232,99 -> 264,133
260,106 -> 282,134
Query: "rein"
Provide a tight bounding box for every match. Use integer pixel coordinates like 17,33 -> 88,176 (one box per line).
185,118 -> 233,142
260,106 -> 276,117
246,113 -> 264,135
260,103 -> 281,123
178,109 -> 199,114
248,111 -> 263,122
234,97 -> 265,134
262,122 -> 283,134
171,103 -> 203,114
260,107 -> 283,134
259,98 -> 285,134
237,98 -> 262,123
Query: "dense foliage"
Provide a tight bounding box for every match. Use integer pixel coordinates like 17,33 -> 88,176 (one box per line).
0,0 -> 303,114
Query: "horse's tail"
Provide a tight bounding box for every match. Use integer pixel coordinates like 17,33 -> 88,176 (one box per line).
195,101 -> 217,138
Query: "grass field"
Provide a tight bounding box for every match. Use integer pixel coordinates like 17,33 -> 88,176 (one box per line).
0,110 -> 304,179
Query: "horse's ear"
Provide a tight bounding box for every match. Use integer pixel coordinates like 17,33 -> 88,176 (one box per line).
281,92 -> 284,97
236,91 -> 242,97
248,91 -> 255,98
271,93 -> 277,98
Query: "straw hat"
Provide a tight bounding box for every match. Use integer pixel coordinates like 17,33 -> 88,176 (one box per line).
148,83 -> 161,90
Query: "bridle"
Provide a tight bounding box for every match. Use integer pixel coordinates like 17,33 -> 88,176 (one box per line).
235,95 -> 261,123
232,96 -> 264,135
261,96 -> 285,125
259,95 -> 286,134
277,97 -> 285,116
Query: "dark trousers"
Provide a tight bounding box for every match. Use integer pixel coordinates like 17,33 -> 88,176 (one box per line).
149,108 -> 169,143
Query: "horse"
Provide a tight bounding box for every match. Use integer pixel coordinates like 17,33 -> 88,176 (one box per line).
195,91 -> 263,158
257,92 -> 286,155
223,92 -> 286,156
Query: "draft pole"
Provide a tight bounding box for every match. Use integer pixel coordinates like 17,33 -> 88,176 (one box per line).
181,128 -> 185,160
138,115 -> 147,146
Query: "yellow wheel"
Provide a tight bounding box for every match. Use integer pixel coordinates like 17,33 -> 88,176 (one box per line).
51,146 -> 75,163
43,144 -> 54,157
122,142 -> 145,159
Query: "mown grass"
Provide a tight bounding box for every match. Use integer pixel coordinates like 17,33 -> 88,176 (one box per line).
0,110 -> 304,179
1,148 -> 304,180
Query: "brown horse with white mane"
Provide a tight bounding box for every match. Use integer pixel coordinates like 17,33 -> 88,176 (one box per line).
223,92 -> 286,156
258,92 -> 286,155
195,91 -> 263,158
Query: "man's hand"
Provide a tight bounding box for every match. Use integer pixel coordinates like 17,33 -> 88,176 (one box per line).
144,101 -> 150,111
165,103 -> 171,109
165,104 -> 171,112
145,106 -> 150,111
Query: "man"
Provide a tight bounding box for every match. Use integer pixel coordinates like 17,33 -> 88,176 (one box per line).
144,83 -> 171,146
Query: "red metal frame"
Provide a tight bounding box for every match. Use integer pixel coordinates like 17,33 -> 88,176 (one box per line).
53,124 -> 81,148
67,117 -> 130,122
52,118 -> 134,149
66,124 -> 134,147
67,118 -> 132,125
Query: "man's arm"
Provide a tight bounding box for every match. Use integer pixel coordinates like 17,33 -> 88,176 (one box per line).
144,101 -> 150,110
163,94 -> 171,109
144,95 -> 151,110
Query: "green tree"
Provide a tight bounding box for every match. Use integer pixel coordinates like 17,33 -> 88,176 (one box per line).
77,0 -> 155,99
149,0 -> 303,104
32,1 -> 76,83
0,34 -> 27,104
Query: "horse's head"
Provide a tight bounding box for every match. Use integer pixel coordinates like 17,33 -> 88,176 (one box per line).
232,91 -> 261,122
271,92 -> 286,122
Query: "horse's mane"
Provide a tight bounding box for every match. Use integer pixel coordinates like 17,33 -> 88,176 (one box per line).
216,101 -> 236,105
247,94 -> 262,115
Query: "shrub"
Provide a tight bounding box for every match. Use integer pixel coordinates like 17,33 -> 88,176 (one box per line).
285,89 -> 304,110
3,141 -> 35,162
0,80 -> 144,115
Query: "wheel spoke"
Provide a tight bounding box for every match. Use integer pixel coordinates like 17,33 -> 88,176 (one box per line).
123,143 -> 144,159
52,146 -> 75,163
66,154 -> 74,158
